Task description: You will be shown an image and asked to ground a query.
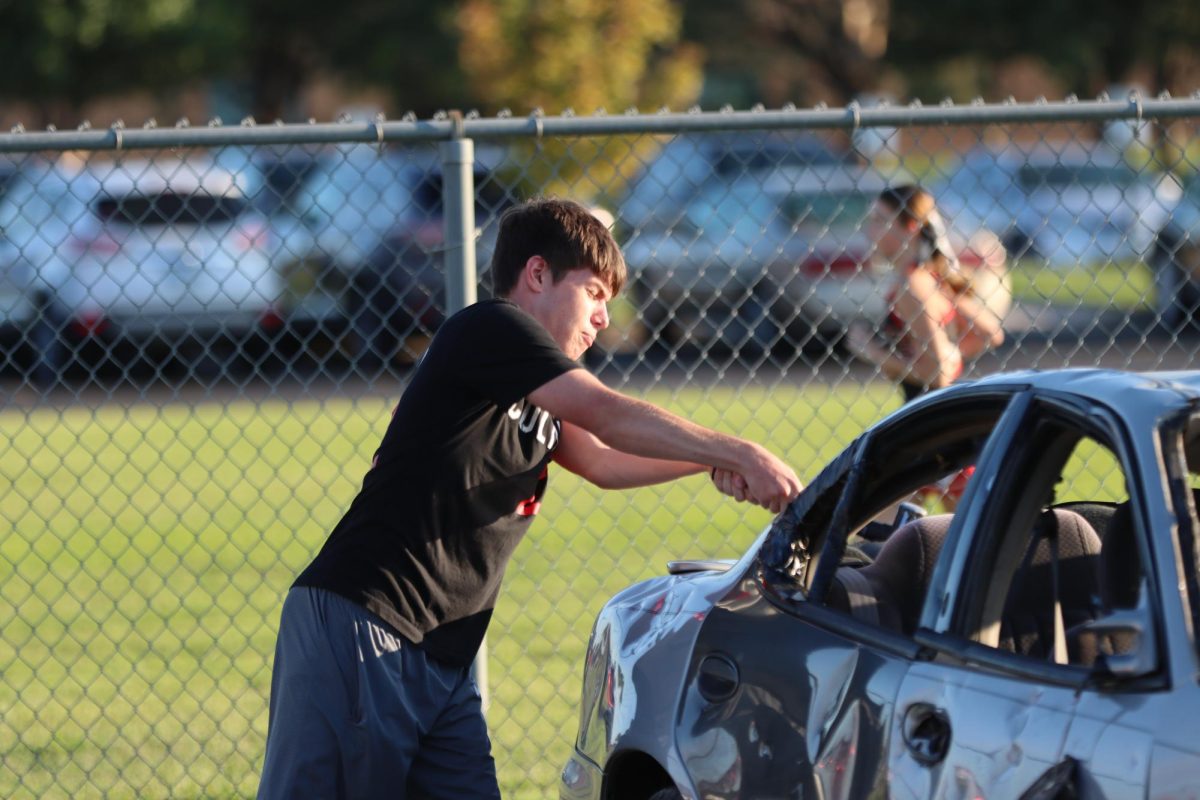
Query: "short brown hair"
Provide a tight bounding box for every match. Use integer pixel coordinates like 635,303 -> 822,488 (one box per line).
489,197 -> 626,297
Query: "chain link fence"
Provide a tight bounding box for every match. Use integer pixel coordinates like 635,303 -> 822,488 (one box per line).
2,97 -> 1200,797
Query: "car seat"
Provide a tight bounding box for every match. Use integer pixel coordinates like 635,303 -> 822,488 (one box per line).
1048,500 -> 1118,544
831,514 -> 954,634
831,509 -> 1105,660
1086,499 -> 1148,662
998,508 -> 1104,665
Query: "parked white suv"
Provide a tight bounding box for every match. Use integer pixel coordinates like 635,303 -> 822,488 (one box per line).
0,156 -> 280,385
931,144 -> 1173,268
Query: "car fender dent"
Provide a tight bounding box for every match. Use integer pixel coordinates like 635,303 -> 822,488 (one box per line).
1062,714 -> 1152,795
804,647 -> 861,764
579,567 -> 747,779
805,648 -> 882,800
891,665 -> 1081,799
812,698 -> 867,799
1157,409 -> 1200,677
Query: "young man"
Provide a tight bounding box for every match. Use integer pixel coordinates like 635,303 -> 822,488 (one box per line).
257,198 -> 802,799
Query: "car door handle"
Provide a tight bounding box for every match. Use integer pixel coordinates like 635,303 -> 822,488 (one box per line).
902,703 -> 951,765
697,654 -> 740,702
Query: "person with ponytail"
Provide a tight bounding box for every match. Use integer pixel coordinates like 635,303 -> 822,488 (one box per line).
845,185 -> 1005,508
846,184 -> 1005,402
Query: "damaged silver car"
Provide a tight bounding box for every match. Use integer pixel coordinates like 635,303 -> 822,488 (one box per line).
562,369 -> 1200,799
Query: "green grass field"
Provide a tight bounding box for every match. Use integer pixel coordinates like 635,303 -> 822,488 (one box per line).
0,381 -> 903,799
1009,259 -> 1154,310
0,376 -> 1127,798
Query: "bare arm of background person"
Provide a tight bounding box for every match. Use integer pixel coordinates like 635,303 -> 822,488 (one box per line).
532,369 -> 802,513
950,291 -> 1005,359
846,270 -> 962,390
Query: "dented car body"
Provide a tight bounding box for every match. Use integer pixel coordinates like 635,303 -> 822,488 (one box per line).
562,369 -> 1200,799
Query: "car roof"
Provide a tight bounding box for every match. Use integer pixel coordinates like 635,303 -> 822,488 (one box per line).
689,166 -> 890,216
757,164 -> 897,195
934,368 -> 1200,419
95,160 -> 244,197
960,143 -> 1133,170
48,158 -> 246,198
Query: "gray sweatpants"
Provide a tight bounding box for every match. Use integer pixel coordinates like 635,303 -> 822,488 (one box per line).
257,587 -> 500,799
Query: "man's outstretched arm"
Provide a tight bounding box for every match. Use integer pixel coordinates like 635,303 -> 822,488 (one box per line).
553,421 -> 708,490
530,369 -> 802,512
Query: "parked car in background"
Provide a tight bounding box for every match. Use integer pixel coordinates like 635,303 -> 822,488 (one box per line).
563,368 -> 1200,800
278,144 -> 515,371
619,132 -> 851,234
214,144 -> 335,369
625,172 -> 782,353
931,144 -> 1172,268
625,164 -> 1009,355
1149,170 -> 1200,332
0,156 -> 42,367
0,155 -> 21,203
0,156 -> 280,386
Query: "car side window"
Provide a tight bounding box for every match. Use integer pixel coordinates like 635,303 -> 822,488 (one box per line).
969,424 -> 1149,671
791,396 -> 1010,636
1174,413 -> 1200,644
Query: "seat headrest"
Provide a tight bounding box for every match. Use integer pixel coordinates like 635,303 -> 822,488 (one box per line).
1037,508 -> 1103,561
1000,508 -> 1104,662
859,513 -> 954,634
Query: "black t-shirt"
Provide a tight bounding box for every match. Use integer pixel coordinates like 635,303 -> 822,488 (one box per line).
294,299 -> 581,666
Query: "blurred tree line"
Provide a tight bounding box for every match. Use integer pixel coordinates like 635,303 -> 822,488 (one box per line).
2,0 -> 1199,125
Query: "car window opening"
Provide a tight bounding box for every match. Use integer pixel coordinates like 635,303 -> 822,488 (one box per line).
95,193 -> 247,226
799,400 -> 1007,634
801,394 -> 1157,671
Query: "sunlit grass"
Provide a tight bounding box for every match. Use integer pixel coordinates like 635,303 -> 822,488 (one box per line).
1009,259 -> 1154,310
0,377 -> 1127,798
0,382 -> 900,798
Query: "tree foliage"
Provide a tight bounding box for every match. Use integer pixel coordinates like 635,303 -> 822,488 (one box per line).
190,0 -> 469,121
0,0 -> 470,123
3,0 -> 1200,125
741,0 -> 887,102
453,0 -> 703,200
455,0 -> 702,115
0,0 -> 212,120
887,0 -> 1200,99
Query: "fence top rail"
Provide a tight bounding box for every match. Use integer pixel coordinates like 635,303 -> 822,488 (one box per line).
3,96 -> 1200,153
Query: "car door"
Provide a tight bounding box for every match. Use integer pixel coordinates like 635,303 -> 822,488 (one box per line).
887,391 -> 1156,798
1056,405 -> 1200,796
674,389 -> 1016,799
674,450 -> 917,800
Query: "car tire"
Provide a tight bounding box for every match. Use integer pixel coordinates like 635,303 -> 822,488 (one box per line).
736,284 -> 780,358
349,240 -> 444,377
26,294 -> 71,390
1152,231 -> 1200,334
631,275 -> 680,356
1002,228 -> 1037,262
226,327 -> 280,382
647,788 -> 683,800
346,269 -> 397,376
176,336 -> 225,384
771,308 -> 842,363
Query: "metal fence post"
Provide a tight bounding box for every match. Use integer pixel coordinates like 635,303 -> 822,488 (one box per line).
441,121 -> 477,313
440,122 -> 486,710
